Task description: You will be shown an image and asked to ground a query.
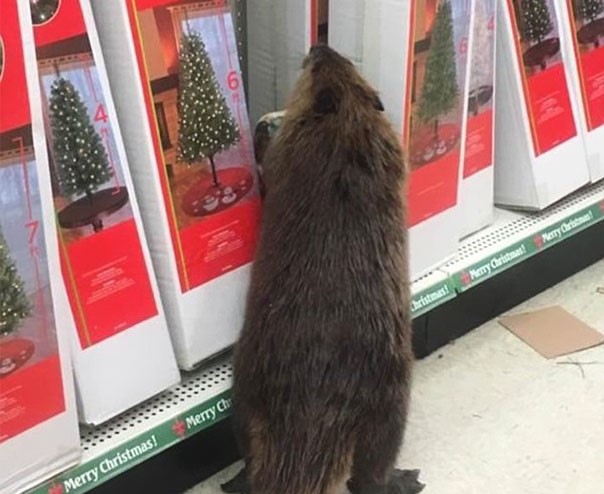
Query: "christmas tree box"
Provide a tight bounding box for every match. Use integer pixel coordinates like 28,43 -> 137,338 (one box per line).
494,0 -> 590,210
361,0 -> 476,278
247,0 -> 320,123
557,0 -> 604,183
328,0 -> 365,68
27,0 -> 180,425
0,1 -> 80,491
459,0 -> 497,238
90,0 -> 262,370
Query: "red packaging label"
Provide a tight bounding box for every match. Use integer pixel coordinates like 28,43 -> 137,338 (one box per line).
464,109 -> 495,178
565,0 -> 604,131
463,0 -> 496,178
60,220 -> 158,347
128,0 -> 261,293
403,0 -> 473,226
33,0 -> 158,349
0,1 -> 66,442
30,0 -> 86,46
408,151 -> 460,225
506,0 -> 577,156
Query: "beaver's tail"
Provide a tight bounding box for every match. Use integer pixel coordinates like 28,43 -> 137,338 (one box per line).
248,413 -> 355,494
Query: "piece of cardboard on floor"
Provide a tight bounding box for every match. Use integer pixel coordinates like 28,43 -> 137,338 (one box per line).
499,306 -> 604,359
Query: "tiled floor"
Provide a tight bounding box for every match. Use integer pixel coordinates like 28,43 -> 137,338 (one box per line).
186,260 -> 604,494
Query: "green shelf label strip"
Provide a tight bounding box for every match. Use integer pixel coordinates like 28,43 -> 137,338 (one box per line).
411,279 -> 456,318
452,201 -> 604,291
28,391 -> 233,494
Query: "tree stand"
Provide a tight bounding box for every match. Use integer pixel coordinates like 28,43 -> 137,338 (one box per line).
58,187 -> 129,234
468,85 -> 494,117
523,38 -> 560,71
578,18 -> 604,49
209,155 -> 220,187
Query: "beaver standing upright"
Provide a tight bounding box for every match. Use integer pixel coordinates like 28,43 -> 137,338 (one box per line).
222,45 -> 423,494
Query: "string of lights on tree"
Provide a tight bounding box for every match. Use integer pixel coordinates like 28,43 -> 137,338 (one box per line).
0,233 -> 31,338
575,0 -> 604,22
177,28 -> 240,186
470,0 -> 492,90
48,77 -> 112,200
417,0 -> 459,138
520,0 -> 554,44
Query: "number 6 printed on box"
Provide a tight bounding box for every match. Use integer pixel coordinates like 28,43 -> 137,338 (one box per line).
91,0 -> 262,370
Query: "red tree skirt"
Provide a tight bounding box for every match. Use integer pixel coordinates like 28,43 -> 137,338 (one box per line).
58,186 -> 129,232
523,38 -> 560,69
0,338 -> 35,378
181,167 -> 254,217
411,123 -> 461,167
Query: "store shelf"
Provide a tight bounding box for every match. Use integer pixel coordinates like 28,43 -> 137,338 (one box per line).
27,357 -> 233,494
26,181 -> 604,494
442,181 -> 604,291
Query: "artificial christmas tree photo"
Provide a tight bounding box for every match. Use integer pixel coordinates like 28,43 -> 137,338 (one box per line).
574,0 -> 604,47
0,232 -> 34,378
30,0 -> 60,25
414,0 -> 460,166
49,76 -> 129,233
468,0 -> 494,116
177,29 -> 240,187
519,0 -> 560,70
177,27 -> 254,218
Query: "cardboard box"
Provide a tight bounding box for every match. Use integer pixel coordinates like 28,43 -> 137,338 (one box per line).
362,0 -> 475,278
247,0 -> 318,123
494,0 -> 590,210
91,0 -> 262,370
557,0 -> 604,183
328,0 -> 365,68
0,1 -> 80,490
459,0 -> 497,238
28,0 -> 180,424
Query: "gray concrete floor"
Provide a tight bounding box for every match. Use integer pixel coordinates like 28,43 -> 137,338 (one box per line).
186,260 -> 604,494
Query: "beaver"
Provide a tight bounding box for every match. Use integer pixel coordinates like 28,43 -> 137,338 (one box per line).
222,44 -> 423,494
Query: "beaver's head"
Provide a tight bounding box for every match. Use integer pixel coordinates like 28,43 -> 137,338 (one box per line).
288,45 -> 384,118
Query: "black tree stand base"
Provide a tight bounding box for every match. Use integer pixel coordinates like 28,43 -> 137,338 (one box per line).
57,187 -> 129,233
523,38 -> 560,70
468,85 -> 494,116
578,18 -> 604,48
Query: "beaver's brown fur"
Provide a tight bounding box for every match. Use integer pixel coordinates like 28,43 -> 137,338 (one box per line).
223,45 -> 423,494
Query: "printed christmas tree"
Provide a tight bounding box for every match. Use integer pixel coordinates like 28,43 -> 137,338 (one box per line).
520,0 -> 554,44
177,30 -> 240,187
417,0 -> 459,139
49,77 -> 112,202
575,0 -> 604,22
470,0 -> 492,91
0,233 -> 31,338
30,0 -> 60,25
